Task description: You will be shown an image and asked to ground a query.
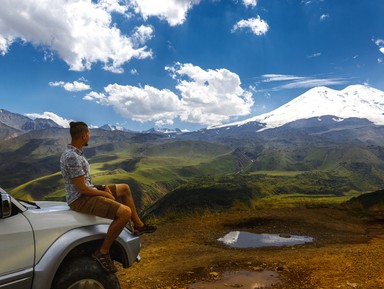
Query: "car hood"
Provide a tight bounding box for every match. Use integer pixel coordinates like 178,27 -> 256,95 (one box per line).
34,201 -> 70,211
35,200 -> 69,208
23,201 -> 114,263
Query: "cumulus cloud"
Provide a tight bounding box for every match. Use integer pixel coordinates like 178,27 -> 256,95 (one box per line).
84,63 -> 254,126
232,16 -> 269,36
242,0 -> 257,7
131,0 -> 201,26
84,84 -> 182,125
49,80 -> 91,92
0,0 -> 153,73
166,63 -> 254,125
25,112 -> 73,127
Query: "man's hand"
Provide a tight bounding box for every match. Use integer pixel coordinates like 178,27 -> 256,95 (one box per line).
103,185 -> 115,200
72,176 -> 115,200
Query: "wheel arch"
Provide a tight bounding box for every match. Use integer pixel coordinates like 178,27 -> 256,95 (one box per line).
32,224 -> 139,289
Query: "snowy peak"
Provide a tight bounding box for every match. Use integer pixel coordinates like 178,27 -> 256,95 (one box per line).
223,85 -> 384,130
99,124 -> 132,132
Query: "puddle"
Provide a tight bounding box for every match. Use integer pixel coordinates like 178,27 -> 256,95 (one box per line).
189,270 -> 280,289
218,231 -> 313,248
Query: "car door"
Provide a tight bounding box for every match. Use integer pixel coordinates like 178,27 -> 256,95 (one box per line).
0,209 -> 35,288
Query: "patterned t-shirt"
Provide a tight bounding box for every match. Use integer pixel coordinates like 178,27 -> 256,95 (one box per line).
60,145 -> 95,205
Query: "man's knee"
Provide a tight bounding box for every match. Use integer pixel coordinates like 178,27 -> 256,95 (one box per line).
116,205 -> 131,222
119,184 -> 132,196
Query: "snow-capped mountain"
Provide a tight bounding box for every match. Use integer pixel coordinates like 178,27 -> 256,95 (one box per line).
99,124 -> 132,132
143,127 -> 184,134
218,85 -> 384,130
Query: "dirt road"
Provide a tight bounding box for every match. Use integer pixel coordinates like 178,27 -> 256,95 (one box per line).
118,207 -> 384,288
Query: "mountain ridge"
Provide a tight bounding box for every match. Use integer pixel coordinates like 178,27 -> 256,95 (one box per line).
214,84 -> 384,131
2,84 -> 383,137
0,109 -> 62,139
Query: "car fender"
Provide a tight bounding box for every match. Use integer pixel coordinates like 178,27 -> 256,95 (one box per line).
32,224 -> 140,289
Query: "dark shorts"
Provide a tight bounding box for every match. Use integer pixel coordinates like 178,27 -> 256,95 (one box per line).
69,194 -> 121,220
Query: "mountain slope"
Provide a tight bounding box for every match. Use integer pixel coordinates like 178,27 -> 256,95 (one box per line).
219,85 -> 384,130
0,109 -> 62,138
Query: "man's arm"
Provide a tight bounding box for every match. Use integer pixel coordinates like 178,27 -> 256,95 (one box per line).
72,175 -> 115,200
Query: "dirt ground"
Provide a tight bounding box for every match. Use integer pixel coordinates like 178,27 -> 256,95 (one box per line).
117,207 -> 384,289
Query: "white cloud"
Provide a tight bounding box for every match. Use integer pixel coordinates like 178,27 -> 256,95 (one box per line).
275,78 -> 348,90
131,0 -> 201,26
25,112 -> 73,127
166,63 -> 254,125
261,74 -> 308,82
131,25 -> 154,46
98,0 -> 129,13
320,13 -> 330,21
258,74 -> 349,91
242,0 -> 257,7
374,38 -> 384,46
307,52 -> 321,58
372,37 -> 384,56
49,80 -> 91,92
232,16 -> 269,36
130,68 -> 138,75
84,63 -> 254,126
0,0 -> 153,73
84,84 -> 182,125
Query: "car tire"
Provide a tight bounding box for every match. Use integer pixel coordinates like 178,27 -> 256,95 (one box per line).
52,256 -> 121,289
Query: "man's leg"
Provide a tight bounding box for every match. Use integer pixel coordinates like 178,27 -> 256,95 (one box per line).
84,197 -> 131,273
99,205 -> 131,255
109,184 -> 144,228
109,184 -> 156,235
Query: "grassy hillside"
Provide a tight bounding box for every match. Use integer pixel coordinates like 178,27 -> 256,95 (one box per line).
8,138 -> 238,210
11,173 -> 65,201
4,125 -> 384,217
141,171 -> 367,220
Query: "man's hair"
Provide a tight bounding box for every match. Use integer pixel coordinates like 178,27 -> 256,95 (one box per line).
69,121 -> 88,139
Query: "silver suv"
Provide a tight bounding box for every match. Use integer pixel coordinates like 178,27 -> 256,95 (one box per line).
0,188 -> 141,289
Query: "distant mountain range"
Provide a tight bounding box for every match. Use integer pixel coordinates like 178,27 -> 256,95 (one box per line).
2,84 -> 383,139
1,84 -> 384,212
0,109 -> 62,139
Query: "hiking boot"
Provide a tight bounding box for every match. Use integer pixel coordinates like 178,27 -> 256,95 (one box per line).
134,224 -> 157,236
92,250 -> 117,273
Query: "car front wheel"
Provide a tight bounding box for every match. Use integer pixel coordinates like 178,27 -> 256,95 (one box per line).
52,256 -> 120,289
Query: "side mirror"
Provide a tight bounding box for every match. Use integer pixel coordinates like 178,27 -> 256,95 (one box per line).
1,192 -> 11,218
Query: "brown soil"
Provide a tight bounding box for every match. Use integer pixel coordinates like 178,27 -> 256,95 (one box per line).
117,207 -> 384,289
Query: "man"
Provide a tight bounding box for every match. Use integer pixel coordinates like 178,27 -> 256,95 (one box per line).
60,121 -> 156,273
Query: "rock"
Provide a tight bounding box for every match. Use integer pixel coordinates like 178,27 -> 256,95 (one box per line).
209,271 -> 221,280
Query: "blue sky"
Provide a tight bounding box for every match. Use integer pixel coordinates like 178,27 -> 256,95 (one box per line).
0,0 -> 383,131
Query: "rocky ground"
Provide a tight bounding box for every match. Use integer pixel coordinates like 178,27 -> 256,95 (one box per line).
117,207 -> 384,289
